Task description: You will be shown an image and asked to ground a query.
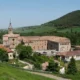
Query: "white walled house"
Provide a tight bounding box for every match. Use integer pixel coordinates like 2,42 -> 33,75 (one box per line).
0,44 -> 14,60
8,52 -> 14,60
57,50 -> 80,61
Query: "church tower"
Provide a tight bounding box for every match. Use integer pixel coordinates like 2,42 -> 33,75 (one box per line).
8,19 -> 13,34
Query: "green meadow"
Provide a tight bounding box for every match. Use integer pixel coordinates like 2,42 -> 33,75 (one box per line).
14,26 -> 56,33
0,63 -> 54,80
58,27 -> 80,33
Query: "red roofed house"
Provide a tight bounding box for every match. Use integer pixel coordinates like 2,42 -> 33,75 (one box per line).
57,50 -> 80,61
0,44 -> 14,60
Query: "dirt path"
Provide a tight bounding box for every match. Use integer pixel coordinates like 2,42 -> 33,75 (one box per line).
28,71 -> 71,80
19,60 -> 71,80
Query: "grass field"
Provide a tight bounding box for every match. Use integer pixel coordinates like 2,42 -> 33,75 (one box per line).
0,63 -> 54,80
76,60 -> 80,71
58,27 -> 80,33
61,72 -> 80,80
14,26 -> 56,33
14,26 -> 80,34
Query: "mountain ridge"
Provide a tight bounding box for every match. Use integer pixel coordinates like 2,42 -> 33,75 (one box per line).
42,10 -> 80,28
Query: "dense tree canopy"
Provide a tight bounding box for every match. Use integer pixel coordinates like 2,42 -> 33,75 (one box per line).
46,60 -> 59,72
16,44 -> 33,60
0,48 -> 8,62
43,10 -> 80,28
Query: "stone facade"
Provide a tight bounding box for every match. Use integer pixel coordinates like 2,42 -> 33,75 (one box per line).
3,22 -> 71,52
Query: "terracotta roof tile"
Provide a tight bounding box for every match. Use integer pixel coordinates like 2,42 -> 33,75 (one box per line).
57,50 -> 80,56
21,36 -> 70,43
0,44 -> 12,53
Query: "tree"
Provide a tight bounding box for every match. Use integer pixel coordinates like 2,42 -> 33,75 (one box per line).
0,48 -> 8,62
31,53 -> 49,69
18,45 -> 33,60
67,57 -> 77,75
15,44 -> 23,60
46,60 -> 59,72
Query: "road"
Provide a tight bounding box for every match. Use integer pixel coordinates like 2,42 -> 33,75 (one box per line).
19,60 -> 71,80
28,71 -> 71,80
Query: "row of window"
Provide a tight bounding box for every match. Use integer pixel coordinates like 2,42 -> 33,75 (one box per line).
26,42 -> 47,46
60,43 -> 69,45
33,46 -> 46,50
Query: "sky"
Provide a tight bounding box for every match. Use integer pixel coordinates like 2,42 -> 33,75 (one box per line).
0,0 -> 80,29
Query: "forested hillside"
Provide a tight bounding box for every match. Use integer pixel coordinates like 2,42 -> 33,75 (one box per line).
42,10 -> 80,28
14,10 -> 80,33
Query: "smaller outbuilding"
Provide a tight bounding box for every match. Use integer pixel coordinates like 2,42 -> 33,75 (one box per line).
57,50 -> 80,61
0,44 -> 14,60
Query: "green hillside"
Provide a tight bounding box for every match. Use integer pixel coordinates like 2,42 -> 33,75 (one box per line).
0,63 -> 54,80
14,10 -> 80,34
14,26 -> 56,34
58,27 -> 80,33
43,10 -> 80,28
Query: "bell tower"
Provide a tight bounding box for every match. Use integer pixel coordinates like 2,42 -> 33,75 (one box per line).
8,19 -> 13,34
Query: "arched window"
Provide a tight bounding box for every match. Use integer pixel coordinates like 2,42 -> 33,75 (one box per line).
12,39 -> 14,41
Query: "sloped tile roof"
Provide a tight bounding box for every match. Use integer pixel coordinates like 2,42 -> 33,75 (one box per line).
57,50 -> 80,56
0,44 -> 12,53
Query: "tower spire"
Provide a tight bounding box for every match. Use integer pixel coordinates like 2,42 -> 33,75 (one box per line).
8,19 -> 13,34
9,19 -> 12,28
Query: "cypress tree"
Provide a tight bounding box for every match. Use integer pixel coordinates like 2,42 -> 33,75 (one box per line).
67,57 -> 77,75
